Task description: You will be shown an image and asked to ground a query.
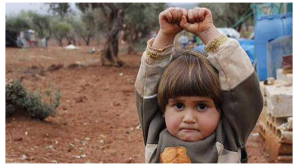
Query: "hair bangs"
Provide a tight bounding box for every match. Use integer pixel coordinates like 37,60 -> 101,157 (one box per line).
167,56 -> 218,100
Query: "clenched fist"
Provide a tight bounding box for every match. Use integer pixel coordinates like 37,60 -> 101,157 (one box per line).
180,7 -> 221,45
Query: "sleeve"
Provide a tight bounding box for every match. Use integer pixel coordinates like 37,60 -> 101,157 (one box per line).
135,38 -> 174,145
205,33 -> 264,147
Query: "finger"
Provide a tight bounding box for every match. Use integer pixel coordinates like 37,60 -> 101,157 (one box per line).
180,15 -> 189,28
197,8 -> 206,21
164,10 -> 173,23
180,15 -> 197,32
192,7 -> 200,22
181,8 -> 188,18
176,8 -> 183,24
188,9 -> 194,23
203,8 -> 213,20
169,8 -> 178,23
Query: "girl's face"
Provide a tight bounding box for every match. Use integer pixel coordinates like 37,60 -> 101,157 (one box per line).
164,96 -> 220,142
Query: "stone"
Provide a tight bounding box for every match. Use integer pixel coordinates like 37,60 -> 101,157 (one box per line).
277,69 -> 293,84
287,117 -> 293,130
260,82 -> 266,97
265,81 -> 292,117
279,131 -> 293,144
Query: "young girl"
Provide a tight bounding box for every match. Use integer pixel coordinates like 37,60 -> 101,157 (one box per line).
135,7 -> 263,163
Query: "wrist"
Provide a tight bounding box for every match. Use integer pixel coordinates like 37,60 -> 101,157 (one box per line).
198,26 -> 221,45
152,31 -> 175,49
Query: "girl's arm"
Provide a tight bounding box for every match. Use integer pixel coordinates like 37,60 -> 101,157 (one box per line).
205,34 -> 263,149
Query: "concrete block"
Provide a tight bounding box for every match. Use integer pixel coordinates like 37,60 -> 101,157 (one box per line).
265,82 -> 292,117
287,117 -> 293,130
264,127 -> 293,162
259,82 -> 267,106
277,155 -> 292,163
260,81 -> 266,97
277,68 -> 293,84
279,131 -> 293,144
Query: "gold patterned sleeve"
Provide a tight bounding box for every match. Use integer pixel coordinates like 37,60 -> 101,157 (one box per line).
205,33 -> 229,53
145,38 -> 174,65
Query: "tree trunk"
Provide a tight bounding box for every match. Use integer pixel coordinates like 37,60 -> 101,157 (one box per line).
65,35 -> 72,45
72,38 -> 76,46
58,39 -> 63,46
101,9 -> 125,66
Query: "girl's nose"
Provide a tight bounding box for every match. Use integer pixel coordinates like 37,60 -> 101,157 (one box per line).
182,109 -> 196,123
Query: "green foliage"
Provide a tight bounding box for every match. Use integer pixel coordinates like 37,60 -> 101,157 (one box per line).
76,9 -> 97,43
51,19 -> 73,44
29,12 -> 52,38
122,3 -> 165,53
6,80 -> 62,120
6,15 -> 31,32
51,20 -> 72,34
124,3 -> 165,35
47,3 -> 71,19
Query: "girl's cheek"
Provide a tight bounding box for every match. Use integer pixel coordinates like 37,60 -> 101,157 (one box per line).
165,115 -> 181,133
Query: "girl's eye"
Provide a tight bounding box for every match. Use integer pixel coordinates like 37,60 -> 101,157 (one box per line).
174,103 -> 184,110
197,104 -> 207,110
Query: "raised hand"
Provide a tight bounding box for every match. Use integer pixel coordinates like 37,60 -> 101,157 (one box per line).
180,7 -> 221,45
159,7 -> 187,38
152,7 -> 187,48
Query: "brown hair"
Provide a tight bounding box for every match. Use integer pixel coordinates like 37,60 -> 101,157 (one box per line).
158,50 -> 221,112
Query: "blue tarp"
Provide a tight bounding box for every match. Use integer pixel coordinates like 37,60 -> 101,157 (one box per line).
238,39 -> 255,64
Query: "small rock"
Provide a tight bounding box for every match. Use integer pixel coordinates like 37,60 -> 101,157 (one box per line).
80,154 -> 86,158
130,80 -> 134,85
119,73 -> 123,77
79,147 -> 84,152
55,141 -> 59,144
53,160 -> 58,163
81,140 -> 88,145
20,154 -> 27,160
99,135 -> 106,139
264,77 -> 275,85
85,137 -> 90,141
113,102 -> 120,106
47,145 -> 54,149
136,124 -> 141,130
99,139 -> 105,144
69,143 -> 75,147
25,132 -> 28,135
13,136 -> 23,141
73,155 -> 81,159
125,157 -> 134,163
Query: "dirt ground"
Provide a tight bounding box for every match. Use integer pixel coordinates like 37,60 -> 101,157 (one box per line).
5,42 -> 273,163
